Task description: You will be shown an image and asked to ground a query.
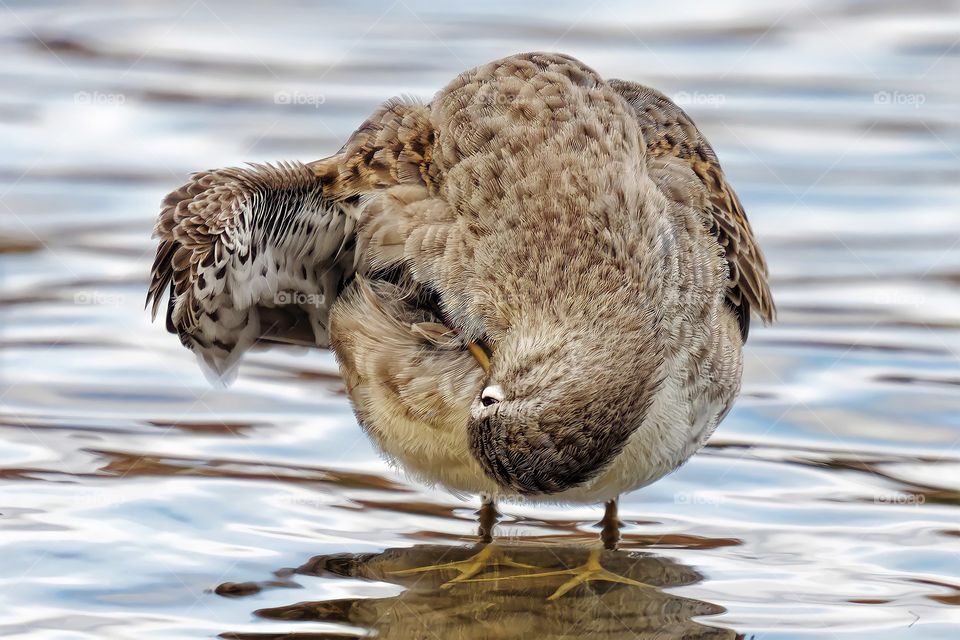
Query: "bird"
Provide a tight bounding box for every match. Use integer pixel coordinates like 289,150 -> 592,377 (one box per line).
146,51 -> 773,598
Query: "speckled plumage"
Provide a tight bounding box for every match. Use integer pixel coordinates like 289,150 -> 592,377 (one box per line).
147,52 -> 773,504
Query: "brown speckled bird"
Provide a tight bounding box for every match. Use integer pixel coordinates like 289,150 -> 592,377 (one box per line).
147,52 -> 773,596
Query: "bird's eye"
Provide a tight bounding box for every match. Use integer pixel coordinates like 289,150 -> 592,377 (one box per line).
480,385 -> 504,407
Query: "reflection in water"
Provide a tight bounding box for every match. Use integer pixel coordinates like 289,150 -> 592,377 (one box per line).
219,544 -> 738,640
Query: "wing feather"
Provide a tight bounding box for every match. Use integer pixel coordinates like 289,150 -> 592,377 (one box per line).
147,100 -> 437,382
146,161 -> 357,381
610,80 -> 775,339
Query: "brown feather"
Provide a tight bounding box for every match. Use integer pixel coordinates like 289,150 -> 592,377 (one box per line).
609,79 -> 775,337
147,52 -> 769,499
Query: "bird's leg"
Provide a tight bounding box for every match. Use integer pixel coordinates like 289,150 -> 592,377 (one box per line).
477,492 -> 498,543
600,499 -> 621,550
389,495 -> 538,588
462,497 -> 653,600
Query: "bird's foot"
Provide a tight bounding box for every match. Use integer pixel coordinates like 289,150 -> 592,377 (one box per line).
462,546 -> 653,600
388,543 -> 539,589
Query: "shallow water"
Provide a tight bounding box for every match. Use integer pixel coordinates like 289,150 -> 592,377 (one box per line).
2,0 -> 959,638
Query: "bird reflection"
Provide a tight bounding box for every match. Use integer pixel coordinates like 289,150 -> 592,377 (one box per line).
219,542 -> 739,640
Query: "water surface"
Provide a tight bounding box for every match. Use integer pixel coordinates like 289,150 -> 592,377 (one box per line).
1,0 -> 959,638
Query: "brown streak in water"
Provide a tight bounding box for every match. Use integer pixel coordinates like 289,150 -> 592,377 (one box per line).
911,577 -> 960,606
754,338 -> 947,356
87,449 -> 407,492
848,598 -> 892,604
0,339 -> 121,349
144,419 -> 263,435
339,499 -> 468,520
707,444 -> 960,505
874,373 -> 960,388
33,35 -> 443,79
705,440 -> 960,465
0,295 -> 62,306
620,534 -> 743,550
0,239 -> 42,254
0,167 -> 173,184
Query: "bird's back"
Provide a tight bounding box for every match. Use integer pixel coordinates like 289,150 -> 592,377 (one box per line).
415,53 -> 676,339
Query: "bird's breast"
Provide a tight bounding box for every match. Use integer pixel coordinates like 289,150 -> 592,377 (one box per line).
329,276 -> 500,494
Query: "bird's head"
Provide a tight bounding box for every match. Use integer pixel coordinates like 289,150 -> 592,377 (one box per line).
466,309 -> 665,496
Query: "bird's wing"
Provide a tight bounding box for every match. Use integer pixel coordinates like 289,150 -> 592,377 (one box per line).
610,80 -> 775,339
146,161 -> 358,381
146,101 -> 439,382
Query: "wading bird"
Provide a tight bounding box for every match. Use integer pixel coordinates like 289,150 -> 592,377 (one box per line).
147,52 -> 773,598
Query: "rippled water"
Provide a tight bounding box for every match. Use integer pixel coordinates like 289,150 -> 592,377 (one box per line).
2,1 -> 959,638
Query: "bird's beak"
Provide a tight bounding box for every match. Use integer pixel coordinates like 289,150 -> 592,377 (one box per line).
467,341 -> 492,374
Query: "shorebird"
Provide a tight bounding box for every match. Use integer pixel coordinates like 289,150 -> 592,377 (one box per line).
147,52 -> 773,597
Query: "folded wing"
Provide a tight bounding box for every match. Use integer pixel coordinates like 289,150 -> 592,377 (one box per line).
610,80 -> 775,339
